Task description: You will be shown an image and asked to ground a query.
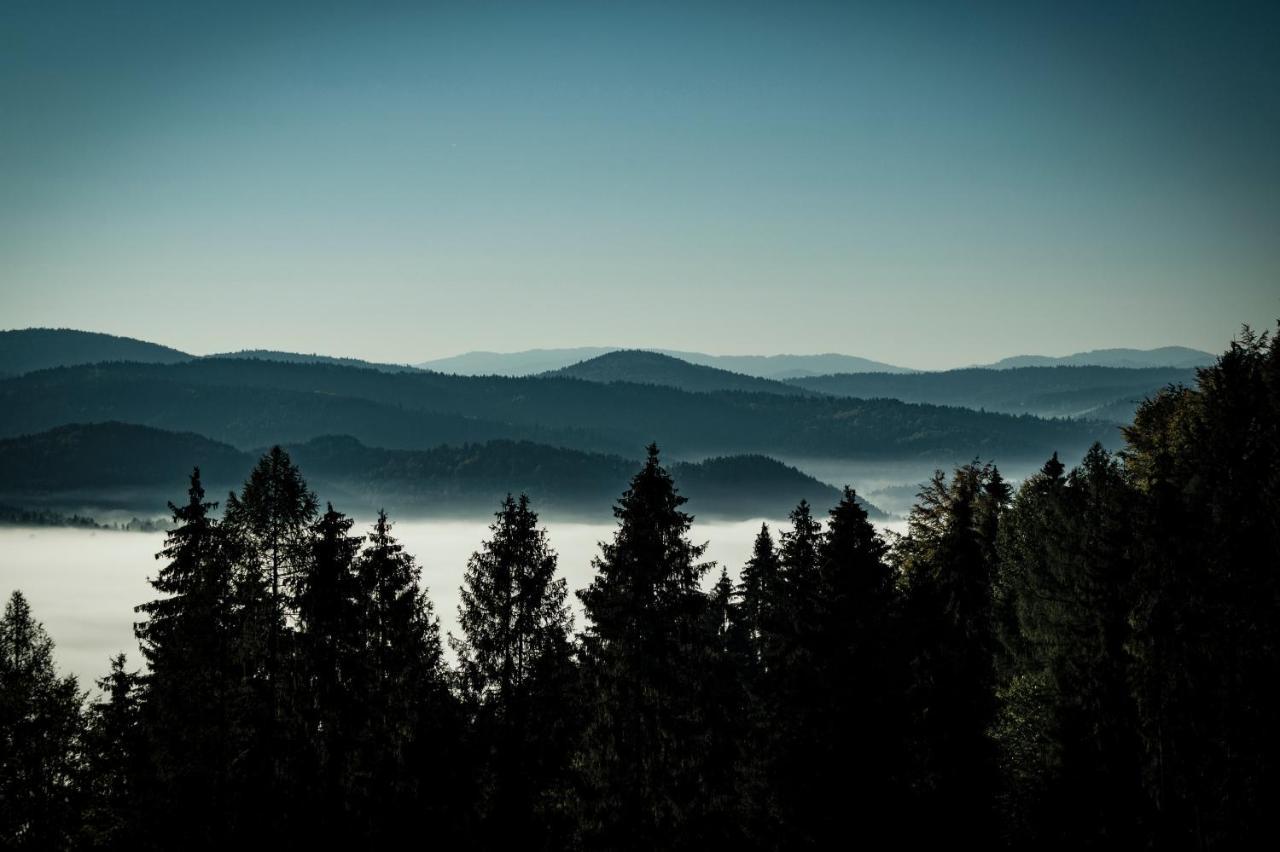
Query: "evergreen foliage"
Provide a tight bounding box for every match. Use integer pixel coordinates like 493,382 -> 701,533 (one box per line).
0,591 -> 84,850
453,495 -> 577,848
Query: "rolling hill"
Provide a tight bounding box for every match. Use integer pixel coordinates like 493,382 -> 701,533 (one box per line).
788,365 -> 1195,422
419,347 -> 912,377
417,347 -> 616,375
0,328 -> 191,377
204,349 -> 421,373
0,423 -> 873,520
547,350 -> 810,396
0,358 -> 1118,462
979,346 -> 1213,370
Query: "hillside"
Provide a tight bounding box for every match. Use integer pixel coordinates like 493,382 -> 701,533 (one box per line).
205,350 -> 421,373
788,365 -> 1196,422
980,346 -> 1213,370
0,422 -> 251,499
0,358 -> 1119,462
0,423 -> 871,520
417,347 -> 615,375
548,350 -> 810,396
0,328 -> 191,377
658,350 -> 914,377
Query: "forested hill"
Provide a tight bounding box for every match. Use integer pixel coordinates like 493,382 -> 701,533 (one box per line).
0,328 -> 190,376
0,422 -> 869,519
0,358 -> 1116,461
787,365 -> 1197,422
203,349 -> 421,373
547,350 -> 810,396
978,345 -> 1214,369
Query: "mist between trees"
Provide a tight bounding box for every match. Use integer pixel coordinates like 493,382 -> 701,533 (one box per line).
2,327 -> 1278,850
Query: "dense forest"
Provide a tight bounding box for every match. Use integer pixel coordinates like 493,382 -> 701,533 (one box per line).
2,328 -> 1277,849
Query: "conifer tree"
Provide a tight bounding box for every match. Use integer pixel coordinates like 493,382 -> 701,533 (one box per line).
992,447 -> 1144,845
811,487 -> 904,840
453,494 -> 576,847
220,447 -> 318,833
1121,325 -> 1280,847
0,591 -> 84,851
223,446 -> 318,667
574,444 -> 729,848
292,503 -> 364,839
759,500 -> 827,842
134,467 -> 244,846
737,523 -> 782,671
80,654 -> 144,849
732,524 -> 786,843
354,510 -> 466,843
895,462 -> 1008,843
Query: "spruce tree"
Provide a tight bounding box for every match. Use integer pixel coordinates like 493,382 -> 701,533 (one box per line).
574,444 -> 729,848
0,591 -> 84,851
811,487 -> 904,841
761,500 -> 826,843
80,654 -> 144,849
733,524 -> 786,844
453,494 -> 576,848
134,467 -> 243,847
221,447 -> 318,834
992,447 -> 1144,846
292,503 -> 364,840
737,523 -> 782,672
354,510 -> 466,843
1122,325 -> 1280,847
895,462 -> 1007,843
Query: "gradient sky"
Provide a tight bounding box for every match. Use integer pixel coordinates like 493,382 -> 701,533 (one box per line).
2,0 -> 1277,369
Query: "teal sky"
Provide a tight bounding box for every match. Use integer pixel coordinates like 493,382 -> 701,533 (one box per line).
2,0 -> 1277,369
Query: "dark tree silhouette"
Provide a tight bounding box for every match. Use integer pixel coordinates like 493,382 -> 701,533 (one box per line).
453,494 -> 577,848
292,503 -> 365,840
895,462 -> 1008,844
993,446 -> 1145,846
80,654 -> 144,849
574,444 -> 731,848
352,509 -> 466,843
0,591 -> 83,851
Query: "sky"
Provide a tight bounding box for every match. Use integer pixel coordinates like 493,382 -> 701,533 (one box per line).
1,0 -> 1277,369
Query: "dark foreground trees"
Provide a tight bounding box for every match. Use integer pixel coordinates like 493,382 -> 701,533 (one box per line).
2,326 -> 1278,849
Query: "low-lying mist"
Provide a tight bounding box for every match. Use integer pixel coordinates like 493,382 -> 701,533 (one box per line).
4,515 -> 907,688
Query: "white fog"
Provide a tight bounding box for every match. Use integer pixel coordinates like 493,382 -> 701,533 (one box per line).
1,516 -> 910,689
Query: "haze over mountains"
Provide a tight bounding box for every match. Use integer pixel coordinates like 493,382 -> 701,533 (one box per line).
0,327 -> 1209,521
0,422 -> 857,521
0,328 -> 1213,379
976,346 -> 1214,370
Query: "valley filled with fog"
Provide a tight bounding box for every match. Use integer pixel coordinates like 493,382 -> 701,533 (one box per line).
2,515 -> 910,688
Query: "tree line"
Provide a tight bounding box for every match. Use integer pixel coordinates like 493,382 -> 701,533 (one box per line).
2,328 -> 1277,849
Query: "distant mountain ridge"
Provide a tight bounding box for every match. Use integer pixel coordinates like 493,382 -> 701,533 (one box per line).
979,346 -> 1214,370
788,365 -> 1196,423
547,350 -> 811,396
205,349 -> 421,374
418,347 -> 912,377
0,328 -> 190,377
0,357 -> 1118,462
